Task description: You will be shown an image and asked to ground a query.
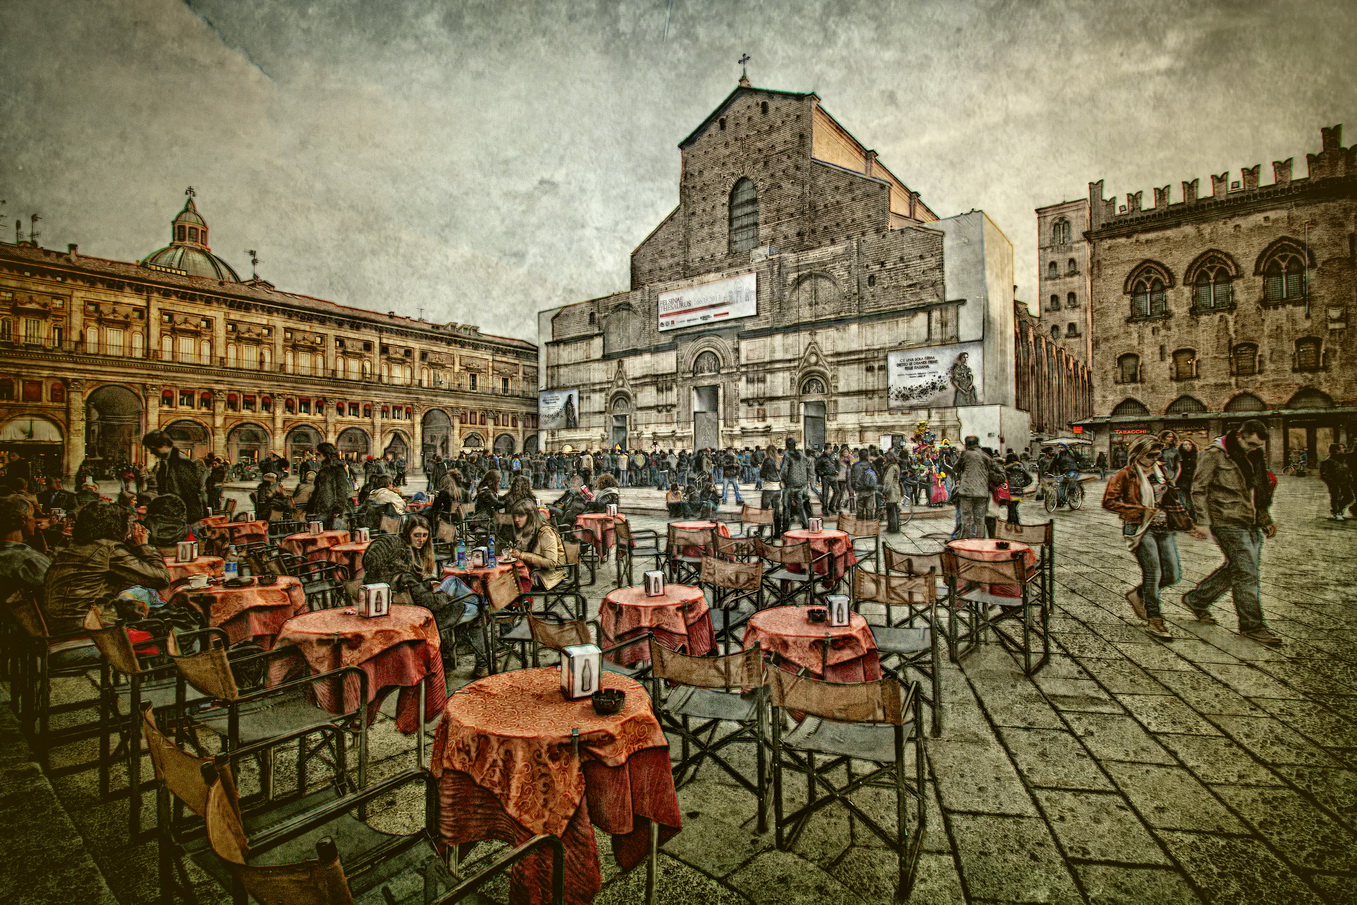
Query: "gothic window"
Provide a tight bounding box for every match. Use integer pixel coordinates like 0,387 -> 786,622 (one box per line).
1224,393 -> 1266,413
1126,262 -> 1172,318
1294,336 -> 1322,371
1117,353 -> 1140,384
1048,261 -> 1058,279
1232,343 -> 1258,376
1171,348 -> 1198,380
801,377 -> 826,395
693,350 -> 721,376
1166,395 -> 1207,414
1111,398 -> 1150,417
1190,253 -> 1236,310
1051,218 -> 1071,244
729,178 -> 759,253
1258,240 -> 1307,301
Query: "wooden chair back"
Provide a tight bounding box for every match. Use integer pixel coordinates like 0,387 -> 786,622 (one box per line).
767,669 -> 909,726
651,642 -> 764,690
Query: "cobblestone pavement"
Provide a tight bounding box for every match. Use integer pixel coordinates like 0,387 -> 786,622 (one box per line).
12,476 -> 1357,904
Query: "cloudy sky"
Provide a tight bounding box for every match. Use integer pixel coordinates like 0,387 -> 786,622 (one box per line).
2,0 -> 1352,342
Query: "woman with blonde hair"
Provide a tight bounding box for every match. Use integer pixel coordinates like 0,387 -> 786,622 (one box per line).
503,498 -> 565,590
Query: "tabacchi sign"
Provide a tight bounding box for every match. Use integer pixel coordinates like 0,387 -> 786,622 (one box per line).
657,273 -> 757,332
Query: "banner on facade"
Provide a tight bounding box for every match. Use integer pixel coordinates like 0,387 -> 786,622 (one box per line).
887,341 -> 984,410
538,389 -> 579,430
657,272 -> 757,332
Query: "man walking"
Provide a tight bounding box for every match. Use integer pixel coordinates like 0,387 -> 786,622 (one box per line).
719,449 -> 744,505
141,430 -> 207,523
780,438 -> 813,530
1182,420 -> 1284,646
1319,443 -> 1353,521
955,436 -> 999,539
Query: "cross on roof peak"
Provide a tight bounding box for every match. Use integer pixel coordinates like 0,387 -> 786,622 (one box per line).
738,53 -> 751,86
185,186 -> 196,198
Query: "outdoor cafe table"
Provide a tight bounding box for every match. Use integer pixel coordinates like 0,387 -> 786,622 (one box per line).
267,604 -> 446,735
169,575 -> 307,648
430,667 -> 681,905
742,605 -> 881,683
164,555 -> 225,584
199,514 -> 230,529
441,560 -> 532,598
312,540 -> 372,582
280,529 -> 351,559
598,583 -> 715,665
203,519 -> 269,552
574,512 -> 626,558
782,527 -> 858,587
945,538 -> 1037,599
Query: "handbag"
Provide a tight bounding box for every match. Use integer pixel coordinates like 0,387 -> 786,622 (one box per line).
991,481 -> 1012,504
1161,482 -> 1193,531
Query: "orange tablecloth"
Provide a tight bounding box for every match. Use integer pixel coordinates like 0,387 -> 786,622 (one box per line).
782,528 -> 858,586
442,561 -> 532,601
165,555 -> 225,583
431,668 -> 680,905
743,606 -> 881,683
199,514 -> 230,529
946,538 -> 1036,598
598,583 -> 714,664
171,576 -> 307,648
268,604 -> 445,734
312,540 -> 372,581
280,529 -> 351,559
575,512 -> 626,557
203,520 -> 269,552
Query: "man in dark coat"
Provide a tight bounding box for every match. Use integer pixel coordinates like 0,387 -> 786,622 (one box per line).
308,442 -> 354,530
141,431 -> 206,523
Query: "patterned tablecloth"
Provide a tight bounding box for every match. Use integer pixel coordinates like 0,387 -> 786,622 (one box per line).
574,512 -> 626,556
431,667 -> 680,905
782,528 -> 859,586
280,529 -> 351,559
742,605 -> 881,683
170,575 -> 307,648
598,583 -> 715,664
267,604 -> 446,734
312,540 -> 372,581
202,520 -> 269,553
164,555 -> 225,584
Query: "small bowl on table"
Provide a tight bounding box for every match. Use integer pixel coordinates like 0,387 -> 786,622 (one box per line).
591,689 -> 626,715
256,573 -> 278,586
806,607 -> 828,624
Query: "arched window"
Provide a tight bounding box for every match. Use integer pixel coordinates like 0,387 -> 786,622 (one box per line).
1125,262 -> 1172,318
1294,336 -> 1323,371
1047,261 -> 1058,279
161,389 -> 175,407
1112,398 -> 1150,418
693,350 -> 721,376
1066,322 -> 1079,337
1067,258 -> 1077,275
260,346 -> 271,370
1231,343 -> 1259,376
729,178 -> 759,253
1224,393 -> 1266,413
1166,395 -> 1207,414
200,393 -> 212,409
1050,325 -> 1061,339
801,376 -> 826,395
1067,292 -> 1078,308
285,398 -> 295,414
1288,387 -> 1333,409
1049,294 -> 1059,311
1171,348 -> 1198,380
1257,240 -> 1308,301
1116,353 -> 1140,384
1051,218 -> 1070,244
361,359 -> 371,379
1189,255 -> 1236,310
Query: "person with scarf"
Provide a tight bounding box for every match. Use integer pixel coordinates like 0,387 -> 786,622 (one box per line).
1182,420 -> 1283,647
1103,435 -> 1206,640
308,443 -> 354,530
503,499 -> 565,590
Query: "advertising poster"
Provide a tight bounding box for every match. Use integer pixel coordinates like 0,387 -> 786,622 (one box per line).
538,389 -> 579,430
887,341 -> 984,410
657,272 -> 757,332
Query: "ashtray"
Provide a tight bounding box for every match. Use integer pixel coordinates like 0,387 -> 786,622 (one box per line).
256,573 -> 278,586
806,607 -> 828,624
995,541 -> 1011,550
591,689 -> 625,715
224,577 -> 253,589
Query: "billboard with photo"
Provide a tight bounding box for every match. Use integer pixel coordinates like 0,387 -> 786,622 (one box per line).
657,272 -> 757,332
538,389 -> 579,430
887,341 -> 984,410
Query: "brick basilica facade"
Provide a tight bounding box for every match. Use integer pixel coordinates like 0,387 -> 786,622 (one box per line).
0,194 -> 538,480
1072,125 -> 1357,467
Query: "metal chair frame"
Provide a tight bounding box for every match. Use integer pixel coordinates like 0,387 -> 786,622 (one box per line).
756,538 -> 825,608
698,556 -> 764,650
614,519 -> 663,587
942,547 -> 1050,676
851,569 -> 943,737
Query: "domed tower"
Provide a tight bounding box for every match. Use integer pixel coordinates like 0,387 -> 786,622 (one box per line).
142,188 -> 242,281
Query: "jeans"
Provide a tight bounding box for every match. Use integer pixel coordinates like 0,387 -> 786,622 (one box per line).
958,495 -> 988,539
828,480 -> 846,513
1133,527 -> 1181,620
1325,481 -> 1355,516
436,575 -> 488,664
784,486 -> 811,531
1185,526 -> 1266,632
761,489 -> 784,536
720,477 -> 744,504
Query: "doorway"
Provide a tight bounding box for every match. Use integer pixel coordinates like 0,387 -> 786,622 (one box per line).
693,386 -> 719,450
611,414 -> 629,451
803,401 -> 826,450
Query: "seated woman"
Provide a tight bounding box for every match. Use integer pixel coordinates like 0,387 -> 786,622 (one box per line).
366,474 -> 407,515
42,502 -> 171,636
585,474 -> 620,513
665,483 -> 686,518
503,499 -> 565,590
255,474 -> 292,521
503,475 -> 537,510
361,515 -> 488,672
473,471 -> 503,521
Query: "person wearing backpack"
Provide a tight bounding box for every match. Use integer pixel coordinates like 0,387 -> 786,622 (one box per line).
851,450 -> 880,519
1004,452 -> 1033,525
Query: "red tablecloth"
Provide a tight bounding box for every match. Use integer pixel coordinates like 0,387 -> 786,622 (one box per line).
575,513 -> 626,557
312,540 -> 372,581
198,514 -> 230,529
442,561 -> 532,600
165,555 -> 225,583
431,668 -> 680,905
742,606 -> 881,683
268,604 -> 445,734
598,583 -> 715,665
946,538 -> 1037,598
281,529 -> 351,559
782,528 -> 858,586
203,520 -> 269,552
170,576 -> 307,648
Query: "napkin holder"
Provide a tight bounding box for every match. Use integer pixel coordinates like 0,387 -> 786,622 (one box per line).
560,643 -> 602,699
357,583 -> 391,618
356,527 -> 371,542
176,541 -> 198,563
808,517 -> 823,532
605,503 -> 618,518
644,570 -> 665,597
469,547 -> 487,568
827,594 -> 851,627
242,510 -> 256,521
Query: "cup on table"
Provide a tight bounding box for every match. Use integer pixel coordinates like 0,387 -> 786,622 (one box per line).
188,574 -> 211,589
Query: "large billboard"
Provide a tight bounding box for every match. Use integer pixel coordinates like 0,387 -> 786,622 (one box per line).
887,341 -> 984,410
657,272 -> 757,332
538,389 -> 579,430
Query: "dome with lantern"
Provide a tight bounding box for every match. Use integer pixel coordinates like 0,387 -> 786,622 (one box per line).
141,190 -> 242,281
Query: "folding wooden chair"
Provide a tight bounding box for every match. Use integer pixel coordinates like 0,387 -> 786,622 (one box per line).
835,513 -> 882,575
698,556 -> 763,650
737,504 -> 775,539
614,518 -> 663,586
852,570 -> 943,737
767,669 -> 925,902
665,525 -> 714,585
756,538 -> 824,608
713,532 -> 760,563
994,519 -> 1055,615
943,546 -> 1050,676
